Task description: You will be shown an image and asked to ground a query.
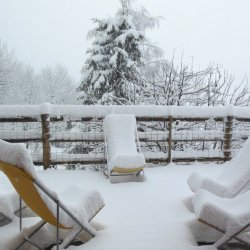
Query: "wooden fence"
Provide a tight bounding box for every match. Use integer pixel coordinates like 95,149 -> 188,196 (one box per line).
1,108 -> 249,169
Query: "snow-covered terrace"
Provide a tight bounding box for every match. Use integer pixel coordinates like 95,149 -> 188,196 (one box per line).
0,163 -> 224,250
1,104 -> 250,249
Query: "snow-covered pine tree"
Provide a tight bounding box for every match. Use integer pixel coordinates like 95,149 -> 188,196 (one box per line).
78,0 -> 164,105
78,1 -> 148,104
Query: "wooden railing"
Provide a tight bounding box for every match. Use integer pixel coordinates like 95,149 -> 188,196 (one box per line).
0,104 -> 250,169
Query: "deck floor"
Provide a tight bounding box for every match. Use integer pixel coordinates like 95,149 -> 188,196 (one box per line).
0,163 -> 247,250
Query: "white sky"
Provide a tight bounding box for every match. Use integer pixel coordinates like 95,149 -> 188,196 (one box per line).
0,0 -> 250,83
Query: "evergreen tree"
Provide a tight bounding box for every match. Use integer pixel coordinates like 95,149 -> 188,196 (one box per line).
78,1 -> 157,104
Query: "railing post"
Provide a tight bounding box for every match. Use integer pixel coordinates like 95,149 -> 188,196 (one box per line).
167,116 -> 173,164
41,114 -> 51,169
223,116 -> 233,161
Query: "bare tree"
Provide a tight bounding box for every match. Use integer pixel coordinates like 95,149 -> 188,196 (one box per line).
36,64 -> 78,104
139,55 -> 250,107
0,40 -> 16,103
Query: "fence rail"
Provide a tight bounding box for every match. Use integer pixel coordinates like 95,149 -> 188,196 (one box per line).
1,104 -> 250,169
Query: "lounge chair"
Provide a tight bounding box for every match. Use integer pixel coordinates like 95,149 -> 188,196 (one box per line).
193,189 -> 250,249
187,137 -> 250,197
103,114 -> 145,181
0,139 -> 105,249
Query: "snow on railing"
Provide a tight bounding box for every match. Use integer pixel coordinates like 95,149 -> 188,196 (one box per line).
0,103 -> 249,169
1,103 -> 250,119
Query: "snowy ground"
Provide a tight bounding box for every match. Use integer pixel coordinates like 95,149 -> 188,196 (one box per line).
0,163 -> 230,250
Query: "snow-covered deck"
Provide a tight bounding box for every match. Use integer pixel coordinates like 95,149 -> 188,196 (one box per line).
0,164 -> 225,250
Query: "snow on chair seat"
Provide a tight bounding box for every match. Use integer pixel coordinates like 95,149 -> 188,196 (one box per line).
187,137 -> 250,197
193,189 -> 250,249
0,139 -> 105,249
103,114 -> 145,180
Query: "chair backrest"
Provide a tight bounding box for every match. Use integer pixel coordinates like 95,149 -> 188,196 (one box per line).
0,161 -> 68,229
218,137 -> 250,195
103,114 -> 138,160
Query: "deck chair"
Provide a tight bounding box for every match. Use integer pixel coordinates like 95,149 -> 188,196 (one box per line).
187,137 -> 250,197
103,114 -> 145,181
0,139 -> 105,249
193,189 -> 250,249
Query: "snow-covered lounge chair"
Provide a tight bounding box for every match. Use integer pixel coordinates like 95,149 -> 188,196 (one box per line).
103,114 -> 145,180
193,189 -> 250,249
0,139 -> 105,249
187,137 -> 250,197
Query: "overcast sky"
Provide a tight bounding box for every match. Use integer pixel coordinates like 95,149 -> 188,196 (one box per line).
0,0 -> 250,83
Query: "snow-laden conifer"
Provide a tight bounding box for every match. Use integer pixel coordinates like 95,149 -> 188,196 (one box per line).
78,0 -> 161,104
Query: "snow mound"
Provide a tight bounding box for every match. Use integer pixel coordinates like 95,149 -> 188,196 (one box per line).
58,185 -> 104,226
